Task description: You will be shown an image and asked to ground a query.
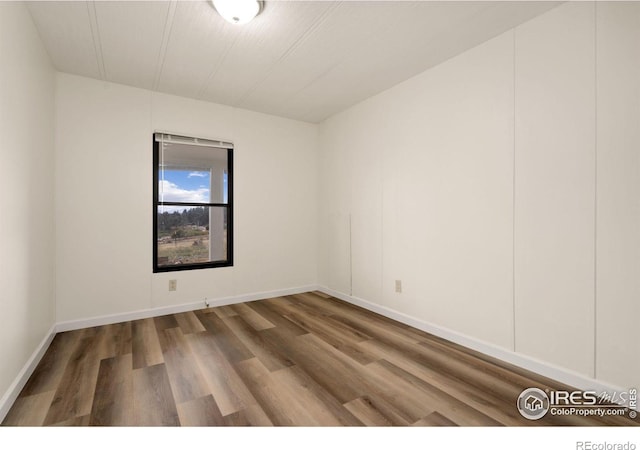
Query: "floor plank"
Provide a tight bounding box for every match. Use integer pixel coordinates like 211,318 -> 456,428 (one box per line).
19,331 -> 82,397
4,292 -> 638,427
176,395 -> 224,426
89,354 -> 133,426
174,311 -> 206,335
258,328 -> 368,404
48,415 -> 91,426
234,358 -> 322,426
344,395 -> 410,426
273,307 -> 379,365
274,365 -> 363,426
270,366 -> 353,426
43,333 -> 101,425
184,330 -> 258,417
221,315 -> 294,372
157,327 -> 210,404
247,299 -> 309,337
359,340 -> 518,426
92,321 -> 133,359
412,412 -> 458,426
231,302 -> 275,331
211,305 -> 238,319
223,405 -> 274,426
131,318 -> 164,370
132,364 -> 180,426
1,391 -> 55,426
195,311 -> 254,363
154,314 -> 179,332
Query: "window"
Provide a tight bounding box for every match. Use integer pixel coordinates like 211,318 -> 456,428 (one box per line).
153,133 -> 233,272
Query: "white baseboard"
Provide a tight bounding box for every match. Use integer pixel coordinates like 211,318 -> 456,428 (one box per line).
56,284 -> 319,332
319,286 -> 638,411
0,324 -> 57,423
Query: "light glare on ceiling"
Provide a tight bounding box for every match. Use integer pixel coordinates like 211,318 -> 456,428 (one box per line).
211,0 -> 261,25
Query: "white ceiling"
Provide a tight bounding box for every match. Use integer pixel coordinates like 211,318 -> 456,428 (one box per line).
27,1 -> 560,123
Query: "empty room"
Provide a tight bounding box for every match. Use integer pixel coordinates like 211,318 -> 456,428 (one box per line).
0,0 -> 638,444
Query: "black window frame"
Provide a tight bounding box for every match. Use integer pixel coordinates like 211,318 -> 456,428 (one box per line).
153,133 -> 234,273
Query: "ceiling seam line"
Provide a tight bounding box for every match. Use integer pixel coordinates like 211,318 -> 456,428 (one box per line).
196,32 -> 241,100
273,2 -> 343,65
153,0 -> 178,92
87,1 -> 106,80
270,1 -> 411,118
235,1 -> 343,107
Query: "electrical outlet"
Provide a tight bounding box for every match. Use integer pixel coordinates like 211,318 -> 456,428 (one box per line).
395,280 -> 402,293
169,279 -> 177,291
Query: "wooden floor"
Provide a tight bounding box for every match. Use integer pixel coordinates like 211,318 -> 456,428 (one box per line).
2,292 -> 637,426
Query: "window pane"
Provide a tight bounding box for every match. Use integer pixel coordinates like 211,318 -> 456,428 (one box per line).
153,133 -> 233,273
156,206 -> 228,267
159,142 -> 228,204
209,206 -> 228,262
159,168 -> 211,203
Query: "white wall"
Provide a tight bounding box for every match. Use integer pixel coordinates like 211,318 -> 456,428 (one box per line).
0,3 -> 55,405
320,30 -> 516,350
595,2 -> 640,389
55,74 -> 318,322
319,2 -> 639,391
514,2 -> 596,378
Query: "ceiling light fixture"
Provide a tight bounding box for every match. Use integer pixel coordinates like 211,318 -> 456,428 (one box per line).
211,0 -> 262,25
